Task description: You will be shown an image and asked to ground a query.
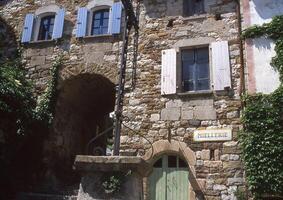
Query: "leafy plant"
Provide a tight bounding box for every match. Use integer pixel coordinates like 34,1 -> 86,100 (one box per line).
101,170 -> 132,194
234,187 -> 247,200
240,15 -> 283,199
0,54 -> 63,198
36,55 -> 63,126
0,58 -> 35,135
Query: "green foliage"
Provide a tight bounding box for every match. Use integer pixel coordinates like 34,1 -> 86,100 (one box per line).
0,55 -> 63,133
240,89 -> 283,197
36,56 -> 63,126
0,55 -> 63,198
101,171 -> 132,194
0,59 -> 35,135
234,187 -> 247,200
242,15 -> 283,82
242,15 -> 283,40
240,15 -> 283,199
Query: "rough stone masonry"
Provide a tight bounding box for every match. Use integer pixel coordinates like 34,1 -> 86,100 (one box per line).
0,0 -> 244,199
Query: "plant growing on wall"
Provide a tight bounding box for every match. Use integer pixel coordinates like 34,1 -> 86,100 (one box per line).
36,55 -> 63,127
240,15 -> 283,199
0,52 -> 63,198
101,170 -> 132,194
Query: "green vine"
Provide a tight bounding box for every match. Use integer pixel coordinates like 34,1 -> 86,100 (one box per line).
101,170 -> 131,194
36,55 -> 63,127
240,15 -> 283,199
0,56 -> 35,135
242,15 -> 283,82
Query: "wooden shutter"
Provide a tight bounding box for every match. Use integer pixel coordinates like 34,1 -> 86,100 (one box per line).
21,14 -> 34,43
211,41 -> 231,91
76,7 -> 88,37
161,49 -> 177,95
111,2 -> 123,34
52,8 -> 65,40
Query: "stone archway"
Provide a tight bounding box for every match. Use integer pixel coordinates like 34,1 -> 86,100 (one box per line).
47,73 -> 116,187
143,140 -> 204,200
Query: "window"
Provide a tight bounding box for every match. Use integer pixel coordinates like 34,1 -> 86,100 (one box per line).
38,15 -> 55,40
21,7 -> 65,43
161,41 -> 231,95
76,2 -> 123,38
184,0 -> 205,16
181,48 -> 210,92
91,9 -> 109,35
0,0 -> 7,5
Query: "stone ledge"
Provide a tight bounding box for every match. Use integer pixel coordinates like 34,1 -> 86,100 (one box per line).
74,156 -> 148,174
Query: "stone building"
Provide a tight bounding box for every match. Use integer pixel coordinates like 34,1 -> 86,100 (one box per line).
0,0 -> 245,199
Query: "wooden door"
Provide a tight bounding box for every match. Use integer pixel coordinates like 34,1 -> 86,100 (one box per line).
149,155 -> 189,200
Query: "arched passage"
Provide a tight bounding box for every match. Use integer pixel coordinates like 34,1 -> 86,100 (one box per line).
49,73 -> 115,185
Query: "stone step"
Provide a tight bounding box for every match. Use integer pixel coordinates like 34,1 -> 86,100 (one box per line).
17,193 -> 77,200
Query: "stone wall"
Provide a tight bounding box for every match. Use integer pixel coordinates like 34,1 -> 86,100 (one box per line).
121,0 -> 244,199
0,0 -> 245,199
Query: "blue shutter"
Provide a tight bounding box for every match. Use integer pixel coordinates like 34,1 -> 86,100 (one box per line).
76,7 -> 88,37
21,14 -> 34,43
52,8 -> 65,40
111,2 -> 123,34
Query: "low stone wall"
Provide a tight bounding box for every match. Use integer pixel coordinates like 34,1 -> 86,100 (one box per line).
74,156 -> 146,200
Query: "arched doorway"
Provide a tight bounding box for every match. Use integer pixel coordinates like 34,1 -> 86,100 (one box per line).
49,73 -> 115,187
149,155 -> 189,200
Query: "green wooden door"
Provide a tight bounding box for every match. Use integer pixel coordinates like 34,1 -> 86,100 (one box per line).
149,155 -> 189,200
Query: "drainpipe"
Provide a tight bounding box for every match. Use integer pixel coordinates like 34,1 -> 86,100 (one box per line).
235,0 -> 246,97
235,2 -> 249,200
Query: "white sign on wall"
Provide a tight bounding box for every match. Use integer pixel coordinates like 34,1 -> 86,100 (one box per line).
193,129 -> 232,142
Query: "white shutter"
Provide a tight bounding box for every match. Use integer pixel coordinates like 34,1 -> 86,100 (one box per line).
161,49 -> 177,95
211,41 -> 231,91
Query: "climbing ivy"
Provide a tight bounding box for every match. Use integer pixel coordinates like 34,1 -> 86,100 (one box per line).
0,56 -> 35,135
36,55 -> 63,126
240,15 -> 283,199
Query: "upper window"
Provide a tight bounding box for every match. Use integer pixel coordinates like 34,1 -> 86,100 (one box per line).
21,6 -> 65,43
0,0 -> 7,5
76,2 -> 123,38
38,15 -> 55,40
161,41 -> 231,95
91,9 -> 109,35
181,48 -> 210,92
184,0 -> 205,16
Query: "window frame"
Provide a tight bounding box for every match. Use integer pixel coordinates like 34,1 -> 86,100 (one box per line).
183,0 -> 205,17
177,45 -> 212,94
32,5 -> 61,42
87,5 -> 111,36
91,9 -> 110,36
0,0 -> 7,6
37,14 -> 56,41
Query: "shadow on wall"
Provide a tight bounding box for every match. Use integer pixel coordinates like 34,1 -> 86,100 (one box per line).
253,0 -> 283,20
46,73 -> 116,188
0,16 -> 18,62
253,37 -> 272,50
